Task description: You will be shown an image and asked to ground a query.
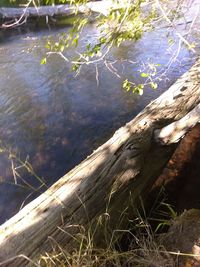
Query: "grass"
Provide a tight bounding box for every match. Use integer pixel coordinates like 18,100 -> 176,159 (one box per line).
35,199 -> 178,267
36,219 -> 176,267
0,142 -> 48,211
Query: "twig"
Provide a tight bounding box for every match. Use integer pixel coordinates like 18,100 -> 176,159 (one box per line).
1,0 -> 32,28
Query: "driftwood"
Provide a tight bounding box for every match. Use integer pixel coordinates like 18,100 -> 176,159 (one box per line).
0,58 -> 199,266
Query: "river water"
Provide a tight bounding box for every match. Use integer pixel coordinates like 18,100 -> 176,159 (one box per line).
0,18 -> 198,223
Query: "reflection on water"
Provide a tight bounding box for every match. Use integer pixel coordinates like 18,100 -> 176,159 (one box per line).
0,22 -> 198,223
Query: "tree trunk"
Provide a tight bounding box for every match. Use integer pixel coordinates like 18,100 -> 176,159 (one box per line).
0,5 -> 75,19
0,1 -> 115,21
0,58 -> 200,266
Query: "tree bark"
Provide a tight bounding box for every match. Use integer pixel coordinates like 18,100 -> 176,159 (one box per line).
0,58 -> 200,266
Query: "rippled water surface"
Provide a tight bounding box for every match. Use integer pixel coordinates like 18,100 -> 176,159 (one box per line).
0,21 -> 198,223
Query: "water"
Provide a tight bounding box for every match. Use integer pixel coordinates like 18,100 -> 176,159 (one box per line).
0,21 -> 198,223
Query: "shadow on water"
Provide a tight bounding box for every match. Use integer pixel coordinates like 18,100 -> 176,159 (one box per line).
0,19 -> 198,223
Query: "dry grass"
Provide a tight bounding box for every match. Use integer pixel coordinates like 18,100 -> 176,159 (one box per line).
36,209 -> 177,267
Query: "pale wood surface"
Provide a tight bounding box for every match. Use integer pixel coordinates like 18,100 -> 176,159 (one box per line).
155,103 -> 200,145
0,58 -> 199,266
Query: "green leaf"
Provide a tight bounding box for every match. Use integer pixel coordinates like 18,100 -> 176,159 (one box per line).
138,88 -> 143,95
140,72 -> 149,78
54,42 -> 59,48
60,44 -> 65,52
86,43 -> 91,50
40,58 -> 47,65
45,41 -> 51,50
71,63 -> 80,72
72,35 -> 79,47
168,38 -> 174,45
99,37 -> 106,44
150,82 -> 158,89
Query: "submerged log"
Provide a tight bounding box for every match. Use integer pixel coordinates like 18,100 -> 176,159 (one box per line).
0,58 -> 199,266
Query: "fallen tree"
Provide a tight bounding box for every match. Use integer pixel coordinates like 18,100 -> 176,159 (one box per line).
0,58 -> 199,266
0,1 -> 114,27
0,4 -> 76,19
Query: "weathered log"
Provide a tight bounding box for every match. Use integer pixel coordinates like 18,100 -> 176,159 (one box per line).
0,5 -> 75,19
0,58 -> 200,266
0,1 -> 114,21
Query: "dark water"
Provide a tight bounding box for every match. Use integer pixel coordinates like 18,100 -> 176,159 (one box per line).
0,22 -> 197,223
